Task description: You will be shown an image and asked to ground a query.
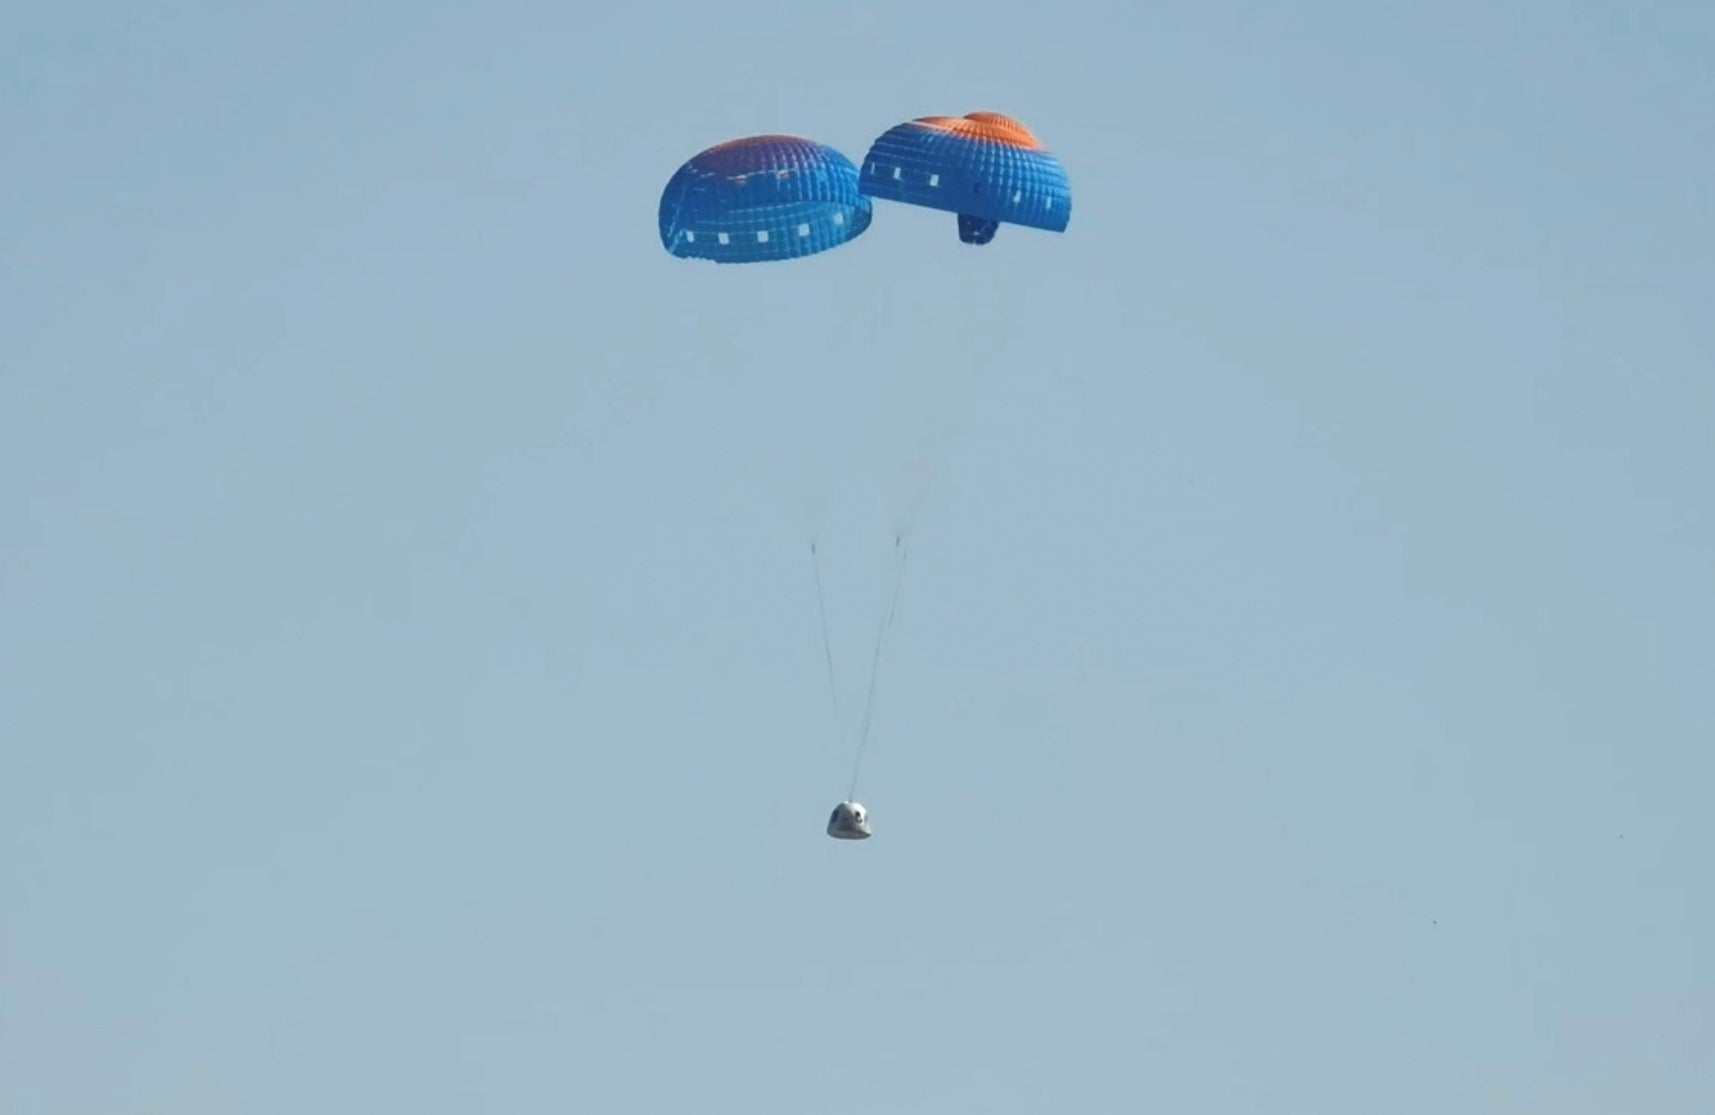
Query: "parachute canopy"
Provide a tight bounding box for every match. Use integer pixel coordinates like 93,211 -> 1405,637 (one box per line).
658,135 -> 873,264
858,112 -> 1071,245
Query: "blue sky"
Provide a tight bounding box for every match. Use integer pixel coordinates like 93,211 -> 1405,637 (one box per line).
4,1 -> 1713,1111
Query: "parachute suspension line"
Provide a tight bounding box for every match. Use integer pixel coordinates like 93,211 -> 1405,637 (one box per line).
808,539 -> 838,711
848,533 -> 911,799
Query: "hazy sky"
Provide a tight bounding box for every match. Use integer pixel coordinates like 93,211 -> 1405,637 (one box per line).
4,1 -> 1713,1112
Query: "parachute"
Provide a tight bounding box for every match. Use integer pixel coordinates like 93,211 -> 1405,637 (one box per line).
658,135 -> 872,263
653,111 -> 1068,842
857,111 -> 1072,245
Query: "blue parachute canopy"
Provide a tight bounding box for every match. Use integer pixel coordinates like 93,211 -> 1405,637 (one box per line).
658,135 -> 873,264
858,112 -> 1071,245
